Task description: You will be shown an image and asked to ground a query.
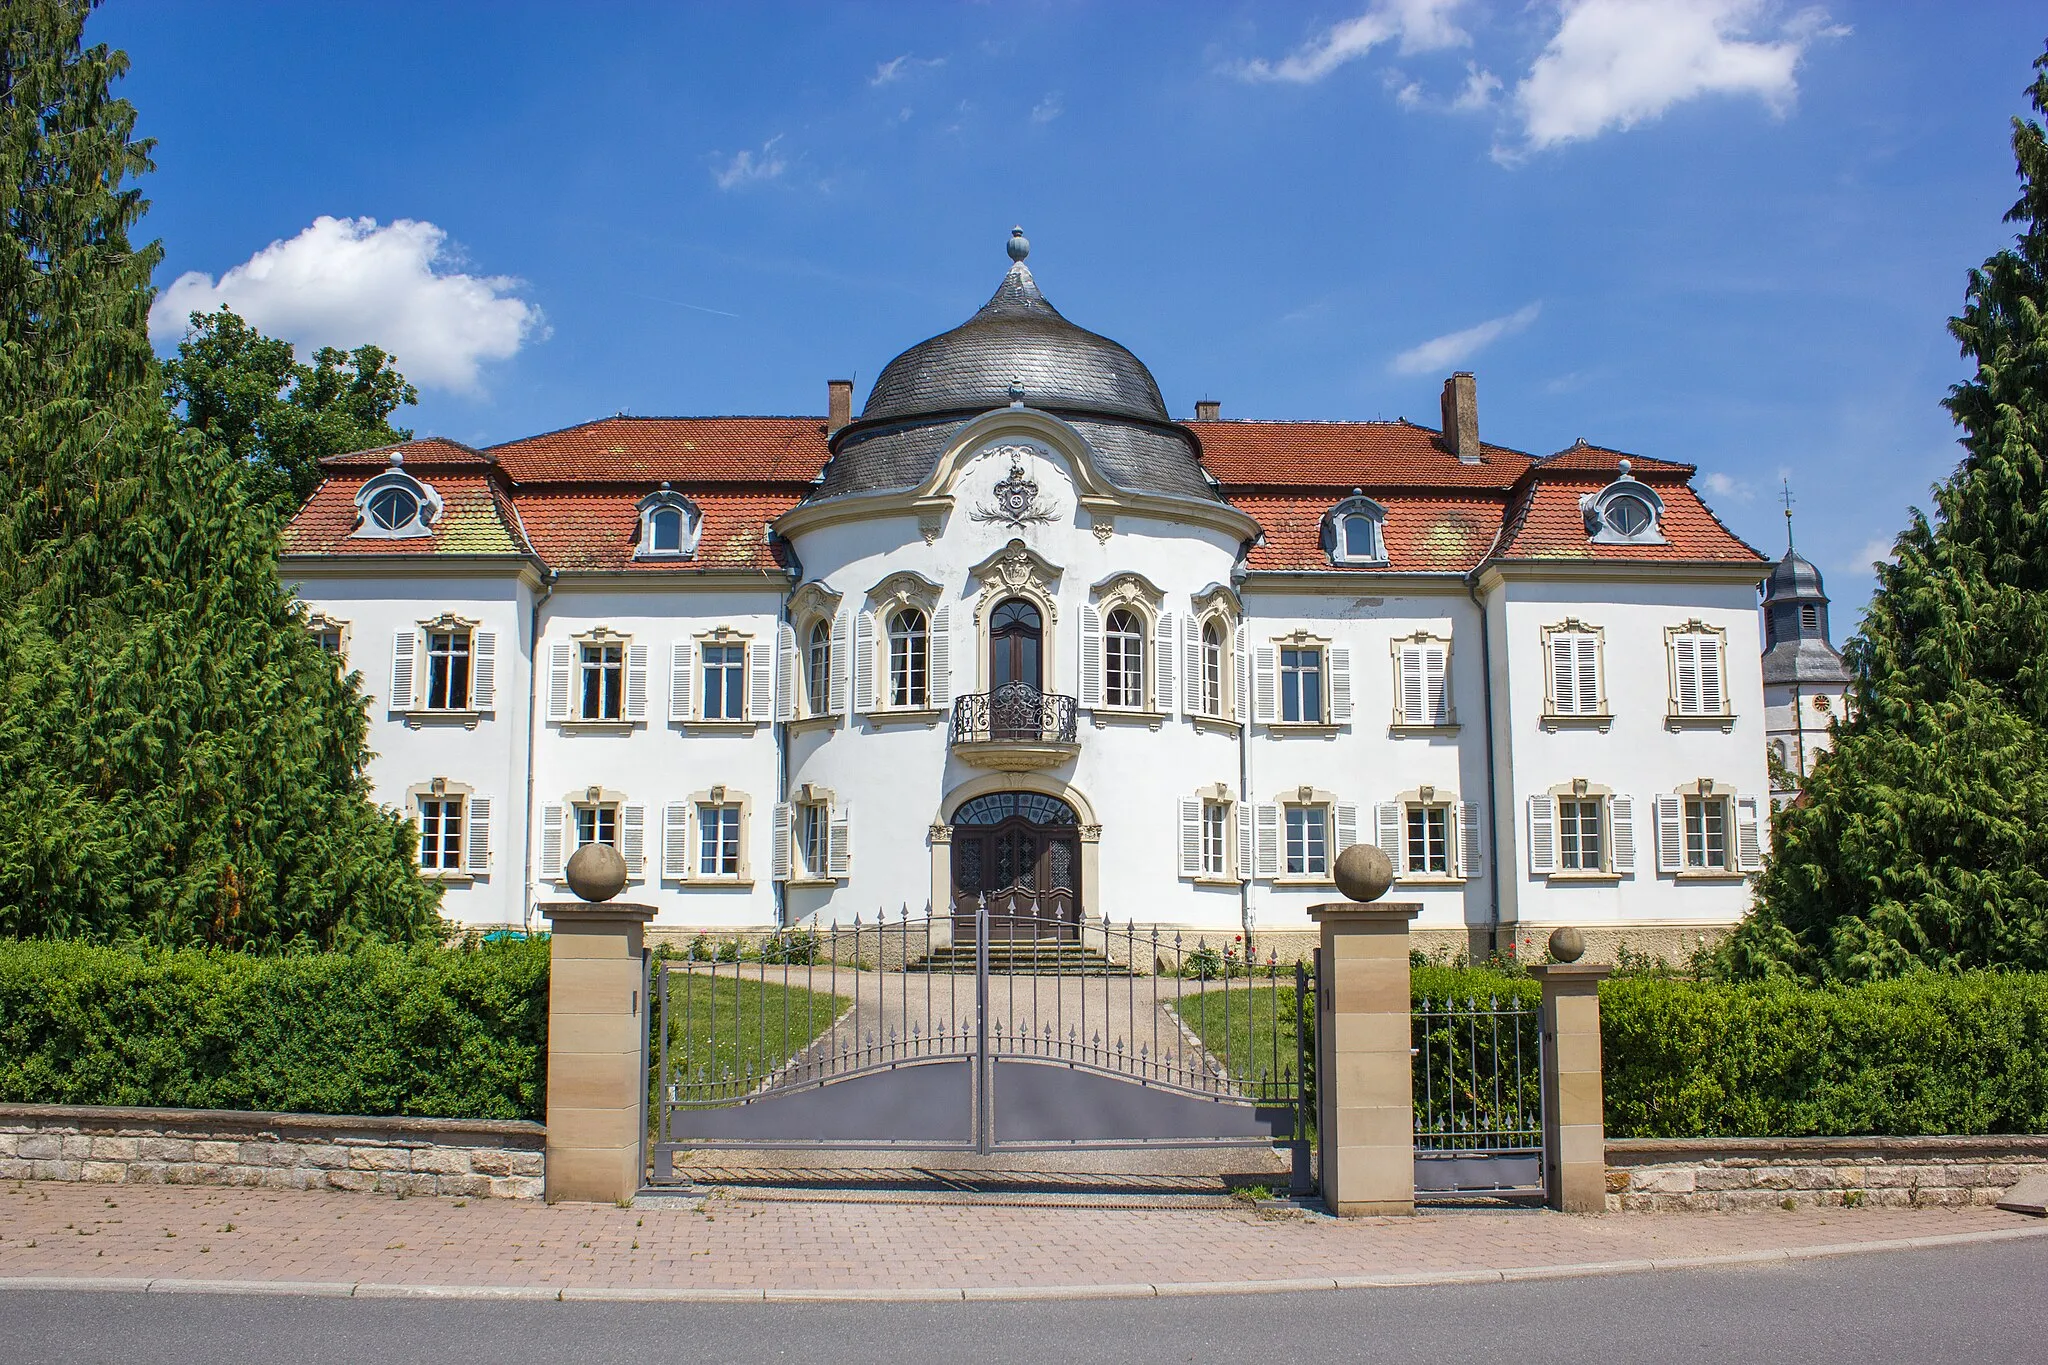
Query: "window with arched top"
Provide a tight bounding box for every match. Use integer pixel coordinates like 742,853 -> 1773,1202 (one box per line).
634,486 -> 701,559
1200,619 -> 1226,717
806,619 -> 832,715
1104,607 -> 1145,708
351,464 -> 441,540
1582,468 -> 1667,546
1321,494 -> 1388,566
888,608 -> 929,708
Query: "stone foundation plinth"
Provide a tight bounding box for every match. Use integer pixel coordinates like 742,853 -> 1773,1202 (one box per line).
1607,1135 -> 2048,1212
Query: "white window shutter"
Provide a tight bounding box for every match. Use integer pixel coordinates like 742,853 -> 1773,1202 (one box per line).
1527,795 -> 1556,875
929,606 -> 952,708
1254,804 -> 1280,878
471,631 -> 496,709
1399,645 -> 1425,725
776,623 -> 798,722
465,797 -> 490,873
748,638 -> 774,721
1236,802 -> 1253,883
669,642 -> 692,722
1735,795 -> 1764,871
1335,802 -> 1359,855
664,803 -> 691,879
772,803 -> 792,880
1253,645 -> 1278,724
548,643 -> 573,722
854,612 -> 876,714
1549,634 -> 1576,713
828,807 -> 852,878
1375,802 -> 1402,860
389,630 -> 416,710
1329,645 -> 1353,723
540,803 -> 565,878
1655,795 -> 1685,873
1079,605 -> 1104,708
1610,796 -> 1636,873
621,805 -> 646,875
1155,612 -> 1176,715
829,611 -> 851,717
1458,800 -> 1482,878
1424,645 -> 1448,724
1232,625 -> 1249,722
625,643 -> 649,721
1674,634 -> 1700,714
1182,616 -> 1202,713
1700,637 -> 1725,713
1576,635 -> 1601,713
1179,798 -> 1203,877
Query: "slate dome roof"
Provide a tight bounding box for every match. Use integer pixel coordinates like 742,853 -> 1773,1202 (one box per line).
1763,549 -> 1826,601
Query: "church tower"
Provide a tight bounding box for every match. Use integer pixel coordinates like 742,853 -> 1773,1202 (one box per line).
1759,527 -> 1851,802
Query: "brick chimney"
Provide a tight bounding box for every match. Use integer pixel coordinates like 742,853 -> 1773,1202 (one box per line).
1194,399 -> 1220,422
827,379 -> 853,435
1440,372 -> 1480,464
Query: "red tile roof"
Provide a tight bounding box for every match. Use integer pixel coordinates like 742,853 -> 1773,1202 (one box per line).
1191,419 -> 1534,489
1533,439 -> 1695,477
488,417 -> 829,484
1236,492 -> 1508,574
512,488 -> 799,573
283,473 -> 528,558
320,437 -> 496,470
1493,469 -> 1764,564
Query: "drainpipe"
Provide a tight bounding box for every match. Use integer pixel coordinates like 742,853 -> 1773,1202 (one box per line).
521,568 -> 558,933
774,540 -> 803,930
1233,561 -> 1256,956
1467,576 -> 1503,962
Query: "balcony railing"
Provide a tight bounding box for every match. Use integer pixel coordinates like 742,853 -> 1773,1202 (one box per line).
951,684 -> 1079,747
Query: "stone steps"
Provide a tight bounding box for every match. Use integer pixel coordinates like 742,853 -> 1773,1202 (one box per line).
907,944 -> 1135,976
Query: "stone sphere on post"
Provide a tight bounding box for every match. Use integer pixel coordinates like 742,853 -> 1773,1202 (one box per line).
1332,843 -> 1394,904
564,842 -> 628,903
1547,926 -> 1586,963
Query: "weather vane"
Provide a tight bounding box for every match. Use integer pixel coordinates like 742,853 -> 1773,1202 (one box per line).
1780,479 -> 1796,552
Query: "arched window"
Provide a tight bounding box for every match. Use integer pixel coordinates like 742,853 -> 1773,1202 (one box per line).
806,619 -> 831,715
1104,608 -> 1144,708
351,457 -> 440,540
649,506 -> 685,553
1322,493 -> 1388,566
634,484 -> 701,560
1200,619 -> 1225,717
1799,602 -> 1818,631
1582,461 -> 1667,545
989,597 -> 1043,692
888,608 -> 929,708
367,484 -> 421,531
1602,493 -> 1654,537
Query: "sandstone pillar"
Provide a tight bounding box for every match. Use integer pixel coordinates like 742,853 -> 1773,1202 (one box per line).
1308,902 -> 1420,1217
543,902 -> 654,1204
1529,963 -> 1612,1213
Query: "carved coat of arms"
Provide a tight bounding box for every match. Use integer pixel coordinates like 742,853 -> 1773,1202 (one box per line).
971,454 -> 1059,529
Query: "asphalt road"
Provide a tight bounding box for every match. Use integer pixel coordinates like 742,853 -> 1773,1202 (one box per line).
3,1238 -> 2041,1364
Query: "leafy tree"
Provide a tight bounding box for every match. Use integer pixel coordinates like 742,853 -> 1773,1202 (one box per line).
1729,46 -> 2048,982
0,0 -> 439,948
162,306 -> 416,520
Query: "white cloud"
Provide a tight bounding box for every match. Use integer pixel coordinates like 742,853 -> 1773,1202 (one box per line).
1393,60 -> 1500,112
1512,0 -> 1844,152
1235,0 -> 1470,83
713,136 -> 787,191
1700,471 -> 1756,501
1030,92 -> 1064,124
871,53 -> 946,86
1390,302 -> 1540,376
1854,536 -> 1895,570
149,216 -> 543,394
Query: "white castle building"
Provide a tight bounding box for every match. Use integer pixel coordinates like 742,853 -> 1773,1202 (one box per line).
284,232 -> 1773,959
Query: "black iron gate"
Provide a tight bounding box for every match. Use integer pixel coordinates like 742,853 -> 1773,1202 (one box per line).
1412,991 -> 1545,1195
649,900 -> 1313,1191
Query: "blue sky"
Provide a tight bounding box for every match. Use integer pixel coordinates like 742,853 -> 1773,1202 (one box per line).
98,2 -> 2047,617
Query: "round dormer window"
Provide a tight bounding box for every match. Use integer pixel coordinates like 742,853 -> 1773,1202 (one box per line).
366,484 -> 422,532
1603,494 -> 1653,538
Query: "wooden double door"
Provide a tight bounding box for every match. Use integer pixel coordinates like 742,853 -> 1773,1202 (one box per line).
949,791 -> 1081,941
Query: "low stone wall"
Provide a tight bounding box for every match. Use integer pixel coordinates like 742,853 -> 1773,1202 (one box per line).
1607,1135 -> 2048,1212
0,1103 -> 545,1200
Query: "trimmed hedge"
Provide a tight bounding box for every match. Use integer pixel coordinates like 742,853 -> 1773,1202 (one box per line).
0,937 -> 548,1121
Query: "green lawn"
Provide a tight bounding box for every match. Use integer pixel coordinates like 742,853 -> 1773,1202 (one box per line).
1170,985 -> 1308,1101
651,969 -> 849,1106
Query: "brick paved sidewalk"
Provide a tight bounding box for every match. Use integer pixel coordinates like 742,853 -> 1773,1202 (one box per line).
0,1181 -> 2040,1300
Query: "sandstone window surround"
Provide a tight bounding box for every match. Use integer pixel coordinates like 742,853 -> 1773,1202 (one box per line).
1376,787 -> 1481,883
539,786 -> 645,882
857,571 -> 948,724
1253,786 -> 1356,884
1081,571 -> 1172,725
669,626 -> 774,729
968,538 -> 1062,696
406,777 -> 490,880
392,613 -> 496,727
1390,631 -> 1455,731
1665,620 -> 1733,730
350,458 -> 441,540
1528,780 -> 1633,879
1183,584 -> 1243,727
787,581 -> 846,728
1253,629 -> 1353,731
307,611 -> 349,661
1653,780 -> 1763,878
1540,619 -> 1610,730
662,785 -> 757,885
772,782 -> 851,886
633,484 -> 702,561
1322,490 -> 1389,567
541,627 -> 644,729
1177,782 -> 1251,885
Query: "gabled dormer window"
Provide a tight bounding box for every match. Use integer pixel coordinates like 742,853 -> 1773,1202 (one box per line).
1581,460 -> 1667,546
1322,491 -> 1388,566
351,453 -> 441,540
635,484 -> 701,560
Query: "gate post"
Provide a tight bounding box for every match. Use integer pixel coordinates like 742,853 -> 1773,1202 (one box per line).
1528,959 -> 1611,1213
1308,901 -> 1421,1217
543,900 -> 656,1204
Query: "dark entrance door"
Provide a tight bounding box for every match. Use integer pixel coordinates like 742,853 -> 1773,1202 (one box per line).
987,599 -> 1044,743
949,791 -> 1080,940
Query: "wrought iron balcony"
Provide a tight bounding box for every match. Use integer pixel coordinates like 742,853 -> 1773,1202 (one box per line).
950,684 -> 1080,771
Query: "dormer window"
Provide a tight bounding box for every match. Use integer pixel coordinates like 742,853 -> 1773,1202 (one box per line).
1322,491 -> 1388,566
635,484 -> 701,560
351,453 -> 441,540
1581,460 -> 1667,546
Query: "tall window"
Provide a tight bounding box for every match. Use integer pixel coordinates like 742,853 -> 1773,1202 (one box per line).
580,642 -> 624,720
1670,630 -> 1726,716
1285,805 -> 1329,877
1559,798 -> 1603,871
1397,641 -> 1448,726
795,801 -> 828,879
1684,796 -> 1729,870
1341,513 -> 1378,561
698,803 -> 741,876
425,629 -> 472,710
1201,800 -> 1229,877
1548,631 -> 1601,715
418,795 -> 464,870
574,803 -> 618,850
888,608 -> 928,708
806,621 -> 831,715
1406,805 -> 1449,875
647,506 -> 686,554
1200,620 -> 1225,716
1280,647 -> 1324,723
702,643 -> 746,720
1104,608 -> 1144,708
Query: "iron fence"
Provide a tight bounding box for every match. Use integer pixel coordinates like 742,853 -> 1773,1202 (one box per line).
950,684 -> 1079,745
1412,992 -> 1543,1193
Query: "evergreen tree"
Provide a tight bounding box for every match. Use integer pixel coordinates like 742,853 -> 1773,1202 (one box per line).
162,307 -> 416,520
1731,46 -> 2048,982
0,0 -> 439,948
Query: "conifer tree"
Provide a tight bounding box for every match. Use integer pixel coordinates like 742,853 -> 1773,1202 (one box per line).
1731,46 -> 2048,981
0,0 -> 439,948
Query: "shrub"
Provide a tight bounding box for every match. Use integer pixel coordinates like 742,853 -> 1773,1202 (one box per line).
0,936 -> 548,1121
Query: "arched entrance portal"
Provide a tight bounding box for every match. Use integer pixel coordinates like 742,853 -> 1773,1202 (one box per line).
949,791 -> 1080,940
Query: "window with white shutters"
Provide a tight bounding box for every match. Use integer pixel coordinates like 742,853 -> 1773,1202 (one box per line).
1558,797 -> 1603,871
664,804 -> 691,879
464,796 -> 490,874
1405,805 -> 1450,875
1279,647 -> 1323,723
580,642 -> 625,720
1546,629 -> 1603,717
1668,628 -> 1728,717
1527,795 -> 1557,875
1103,608 -> 1144,708
1395,641 -> 1450,727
